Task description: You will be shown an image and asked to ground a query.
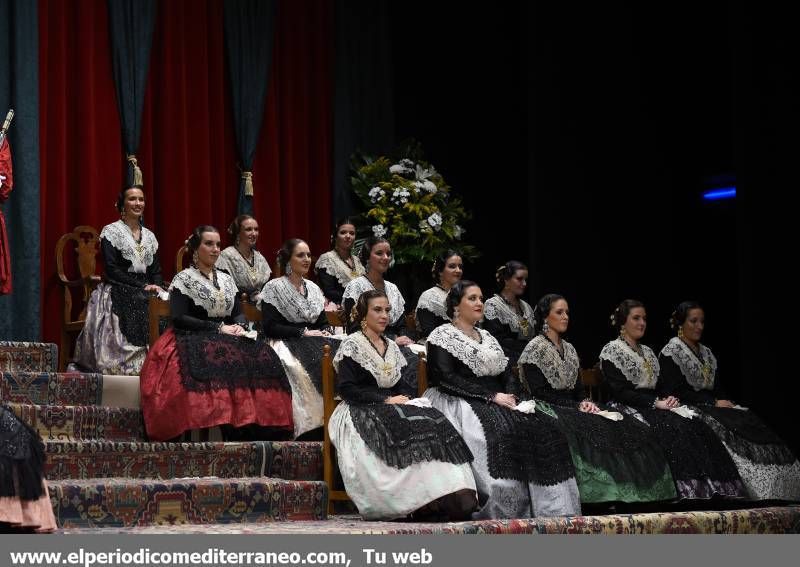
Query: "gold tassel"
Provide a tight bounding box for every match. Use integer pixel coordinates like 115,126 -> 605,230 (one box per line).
127,154 -> 143,186
242,171 -> 254,196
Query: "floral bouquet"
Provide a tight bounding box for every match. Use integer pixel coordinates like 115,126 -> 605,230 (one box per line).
350,141 -> 478,265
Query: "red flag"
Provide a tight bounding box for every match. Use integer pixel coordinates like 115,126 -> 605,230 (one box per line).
0,138 -> 13,295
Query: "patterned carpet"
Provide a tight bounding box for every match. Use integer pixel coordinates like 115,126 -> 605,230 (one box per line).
50,477 -> 328,528
8,402 -> 146,441
44,440 -> 322,481
1,371 -> 104,405
0,340 -> 58,372
57,506 -> 800,534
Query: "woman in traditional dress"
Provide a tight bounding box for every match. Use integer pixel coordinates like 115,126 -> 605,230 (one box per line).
414,249 -> 463,340
0,405 -> 57,532
482,261 -> 535,364
329,290 -> 477,520
72,185 -> 165,375
260,238 -> 338,439
600,299 -> 747,500
658,301 -> 800,501
517,294 -> 676,505
342,236 -> 417,390
314,218 -> 365,308
425,280 -> 581,519
215,215 -> 271,302
140,225 -> 293,441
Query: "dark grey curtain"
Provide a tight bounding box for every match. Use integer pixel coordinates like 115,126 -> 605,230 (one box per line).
332,0 -> 395,221
107,0 -> 155,187
223,0 -> 276,215
0,0 -> 40,341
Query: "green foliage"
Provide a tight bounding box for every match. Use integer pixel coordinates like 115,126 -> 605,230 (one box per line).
350,141 -> 478,264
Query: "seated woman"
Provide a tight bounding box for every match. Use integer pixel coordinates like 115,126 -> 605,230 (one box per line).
600,299 -> 747,500
414,249 -> 463,340
314,218 -> 364,308
72,185 -> 165,375
517,294 -> 676,505
260,238 -> 339,439
215,214 -> 272,302
482,261 -> 535,364
140,225 -> 293,442
0,405 -> 57,532
342,236 -> 417,390
424,281 -> 581,519
329,290 -> 477,520
658,301 -> 800,501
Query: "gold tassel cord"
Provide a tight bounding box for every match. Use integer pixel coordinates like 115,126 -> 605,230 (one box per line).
127,154 -> 143,186
242,171 -> 254,196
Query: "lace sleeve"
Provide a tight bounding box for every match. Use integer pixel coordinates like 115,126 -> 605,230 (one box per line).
227,293 -> 246,326
427,343 -> 497,402
261,303 -> 306,338
601,359 -> 657,409
146,249 -> 164,287
415,307 -> 441,339
520,363 -> 577,406
343,296 -> 357,334
657,354 -> 713,405
170,288 -> 218,332
337,356 -> 389,405
101,239 -> 146,288
316,269 -> 343,304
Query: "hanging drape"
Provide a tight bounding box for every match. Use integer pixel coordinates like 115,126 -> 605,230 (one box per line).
223,0 -> 276,215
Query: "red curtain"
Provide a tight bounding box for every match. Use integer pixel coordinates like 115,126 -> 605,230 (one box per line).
39,0 -> 333,347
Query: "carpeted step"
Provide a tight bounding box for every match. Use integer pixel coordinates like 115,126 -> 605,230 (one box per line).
44,440 -> 322,481
0,341 -> 58,373
49,476 -> 328,528
0,371 -> 140,408
7,402 -> 146,441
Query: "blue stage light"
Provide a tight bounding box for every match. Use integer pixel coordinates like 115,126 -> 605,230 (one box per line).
703,187 -> 736,200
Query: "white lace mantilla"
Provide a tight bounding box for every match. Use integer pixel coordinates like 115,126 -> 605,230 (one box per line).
427,324 -> 508,377
660,337 -> 718,392
342,276 -> 405,325
314,250 -> 365,287
169,268 -> 238,317
261,276 -> 326,324
100,220 -> 158,273
333,331 -> 407,388
599,338 -> 660,389
518,335 -> 580,390
483,295 -> 534,339
216,247 -> 271,292
415,286 -> 449,320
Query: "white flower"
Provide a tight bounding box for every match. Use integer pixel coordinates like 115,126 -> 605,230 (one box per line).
454,224 -> 464,239
412,181 -> 424,193
422,180 -> 437,193
368,186 -> 385,203
372,224 -> 387,238
390,187 -> 411,205
414,164 -> 436,180
427,212 -> 443,230
389,158 -> 415,175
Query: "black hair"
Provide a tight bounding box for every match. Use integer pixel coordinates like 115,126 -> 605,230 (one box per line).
227,214 -> 256,245
116,185 -> 145,226
432,249 -> 462,285
359,235 -> 390,268
445,279 -> 480,319
495,260 -> 528,292
533,293 -> 566,335
670,300 -> 703,331
186,225 -> 220,265
277,238 -> 307,270
331,217 -> 357,247
609,299 -> 645,331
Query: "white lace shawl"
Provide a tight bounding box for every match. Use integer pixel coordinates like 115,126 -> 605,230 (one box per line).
100,220 -> 158,273
169,268 -> 238,318
415,286 -> 449,320
342,276 -> 405,325
260,276 -> 326,324
427,324 -> 508,377
314,250 -> 365,287
660,337 -> 718,392
599,338 -> 660,389
333,331 -> 407,388
518,335 -> 580,390
216,246 -> 271,291
483,294 -> 534,339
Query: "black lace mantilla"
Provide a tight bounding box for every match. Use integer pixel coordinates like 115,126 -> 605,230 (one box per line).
699,407 -> 796,465
1,406 -> 46,500
282,336 -> 341,393
174,331 -> 291,394
349,403 -> 473,470
466,400 -> 575,485
110,274 -> 150,346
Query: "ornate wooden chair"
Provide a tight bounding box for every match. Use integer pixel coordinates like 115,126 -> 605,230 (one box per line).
176,245 -> 188,274
580,366 -> 604,402
322,344 -> 428,515
55,225 -> 102,371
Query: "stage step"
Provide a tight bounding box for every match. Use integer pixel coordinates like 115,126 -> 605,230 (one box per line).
7,402 -> 146,441
2,371 -> 104,406
0,341 -> 58,373
49,476 -> 328,528
44,440 -> 323,481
